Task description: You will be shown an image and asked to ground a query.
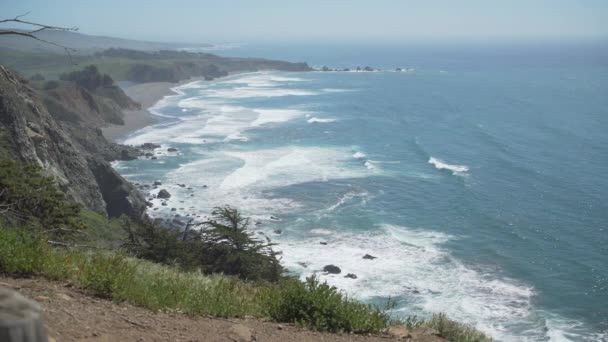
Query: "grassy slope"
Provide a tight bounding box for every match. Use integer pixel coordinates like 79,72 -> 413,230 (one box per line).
0,226 -> 490,341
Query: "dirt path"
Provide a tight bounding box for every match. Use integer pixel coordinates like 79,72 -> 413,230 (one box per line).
1,277 -> 413,342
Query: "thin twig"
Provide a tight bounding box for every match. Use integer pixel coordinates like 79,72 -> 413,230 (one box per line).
0,12 -> 78,63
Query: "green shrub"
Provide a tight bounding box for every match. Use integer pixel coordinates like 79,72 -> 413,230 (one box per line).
0,158 -> 84,239
196,206 -> 283,282
122,206 -> 284,282
0,227 -> 46,275
422,313 -> 491,342
59,65 -> 113,90
71,252 -> 136,298
265,276 -> 390,333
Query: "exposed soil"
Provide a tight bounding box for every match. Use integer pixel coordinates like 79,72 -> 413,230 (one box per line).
1,277 -> 437,342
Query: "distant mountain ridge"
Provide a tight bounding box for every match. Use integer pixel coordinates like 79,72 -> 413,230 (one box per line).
0,29 -> 212,55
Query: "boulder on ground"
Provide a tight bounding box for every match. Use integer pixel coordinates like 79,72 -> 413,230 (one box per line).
323,265 -> 341,274
227,324 -> 255,342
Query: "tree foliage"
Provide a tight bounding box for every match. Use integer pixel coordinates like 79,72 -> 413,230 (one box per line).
59,65 -> 114,90
197,206 -> 283,282
122,206 -> 283,282
0,157 -> 83,238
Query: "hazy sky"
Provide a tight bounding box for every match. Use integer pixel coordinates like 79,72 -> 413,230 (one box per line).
1,0 -> 607,43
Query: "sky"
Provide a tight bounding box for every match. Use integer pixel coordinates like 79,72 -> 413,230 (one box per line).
1,0 -> 607,44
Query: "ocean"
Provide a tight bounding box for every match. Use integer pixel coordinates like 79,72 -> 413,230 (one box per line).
114,42 -> 608,341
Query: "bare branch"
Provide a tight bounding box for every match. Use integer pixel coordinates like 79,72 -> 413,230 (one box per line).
0,12 -> 78,62
0,12 -> 78,32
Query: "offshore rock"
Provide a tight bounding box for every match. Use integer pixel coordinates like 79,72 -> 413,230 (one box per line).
157,189 -> 171,199
323,265 -> 341,274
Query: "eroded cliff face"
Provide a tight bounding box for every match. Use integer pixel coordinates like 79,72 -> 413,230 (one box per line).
0,66 -> 146,220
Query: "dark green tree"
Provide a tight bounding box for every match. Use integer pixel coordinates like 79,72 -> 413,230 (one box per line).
198,206 -> 283,282
0,158 -> 83,239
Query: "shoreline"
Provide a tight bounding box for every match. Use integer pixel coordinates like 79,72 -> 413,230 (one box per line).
102,70 -> 287,143
101,77 -> 203,142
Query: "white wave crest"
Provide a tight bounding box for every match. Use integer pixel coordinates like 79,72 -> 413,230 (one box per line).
353,152 -> 366,159
252,109 -> 309,127
307,117 -> 336,123
429,157 -> 469,174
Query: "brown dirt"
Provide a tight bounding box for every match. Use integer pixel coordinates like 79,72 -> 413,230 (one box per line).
1,277 -> 435,342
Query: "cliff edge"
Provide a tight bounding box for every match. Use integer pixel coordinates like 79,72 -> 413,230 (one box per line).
0,65 -> 146,220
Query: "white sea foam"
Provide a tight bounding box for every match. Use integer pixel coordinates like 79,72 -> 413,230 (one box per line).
147,146 -> 373,221
252,109 -> 309,127
428,157 -> 469,174
367,159 -> 401,164
223,73 -> 306,87
219,146 -> 370,190
309,228 -> 333,236
324,190 -> 370,212
203,87 -> 318,99
275,224 -> 556,341
322,88 -> 354,93
307,117 -> 336,123
352,151 -> 366,159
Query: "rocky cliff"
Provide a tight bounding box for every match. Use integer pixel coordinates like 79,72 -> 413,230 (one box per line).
0,65 -> 146,220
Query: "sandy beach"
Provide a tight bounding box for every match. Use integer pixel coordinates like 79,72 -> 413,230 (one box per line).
102,78 -> 201,142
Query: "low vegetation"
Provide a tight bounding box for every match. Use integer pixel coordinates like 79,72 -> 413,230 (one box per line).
0,226 -> 390,333
0,155 -> 490,340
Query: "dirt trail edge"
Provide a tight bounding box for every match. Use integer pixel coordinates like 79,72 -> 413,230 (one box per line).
1,277 -> 416,342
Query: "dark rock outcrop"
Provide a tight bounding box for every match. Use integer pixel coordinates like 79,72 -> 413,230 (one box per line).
345,273 -> 358,279
88,158 -> 146,218
363,254 -> 377,260
323,265 -> 341,274
157,189 -> 171,199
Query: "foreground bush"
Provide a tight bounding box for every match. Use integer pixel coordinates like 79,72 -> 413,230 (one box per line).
122,206 -> 283,282
265,276 -> 390,333
423,313 -> 490,342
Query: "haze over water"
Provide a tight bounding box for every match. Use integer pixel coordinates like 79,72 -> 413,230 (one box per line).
115,42 -> 608,341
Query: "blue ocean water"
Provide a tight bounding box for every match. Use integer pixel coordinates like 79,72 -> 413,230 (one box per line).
115,42 -> 608,341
